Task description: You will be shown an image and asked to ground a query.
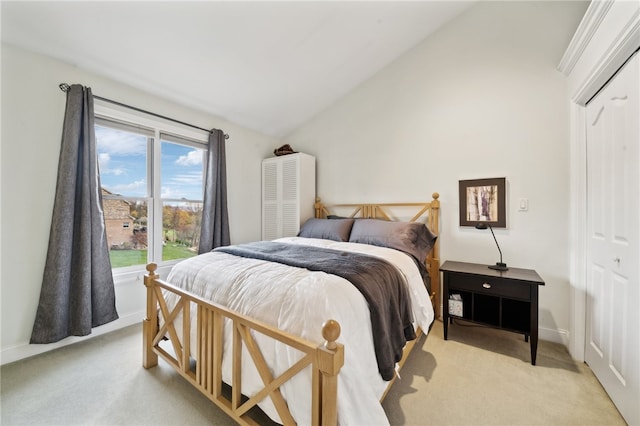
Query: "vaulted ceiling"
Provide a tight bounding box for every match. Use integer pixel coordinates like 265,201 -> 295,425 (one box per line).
2,1 -> 475,137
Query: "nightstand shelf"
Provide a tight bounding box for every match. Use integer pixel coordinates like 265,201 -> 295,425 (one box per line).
441,260 -> 545,365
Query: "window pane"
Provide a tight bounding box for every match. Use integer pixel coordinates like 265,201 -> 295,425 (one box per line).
96,124 -> 149,198
161,141 -> 204,201
161,140 -> 204,262
162,201 -> 202,261
103,198 -> 149,268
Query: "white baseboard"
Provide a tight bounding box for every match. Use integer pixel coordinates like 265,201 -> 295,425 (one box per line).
1,313 -> 574,365
0,310 -> 144,366
539,326 -> 570,350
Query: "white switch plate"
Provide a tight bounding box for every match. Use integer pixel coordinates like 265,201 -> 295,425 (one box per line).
518,198 -> 528,211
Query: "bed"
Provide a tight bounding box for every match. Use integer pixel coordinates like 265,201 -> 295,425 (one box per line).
142,193 -> 440,425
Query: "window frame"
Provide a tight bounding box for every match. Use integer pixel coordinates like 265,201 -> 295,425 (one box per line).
95,101 -> 209,274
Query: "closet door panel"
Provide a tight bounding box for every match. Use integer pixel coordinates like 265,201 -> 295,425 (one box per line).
585,52 -> 639,426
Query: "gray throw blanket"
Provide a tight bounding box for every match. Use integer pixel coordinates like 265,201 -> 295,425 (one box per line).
214,241 -> 416,381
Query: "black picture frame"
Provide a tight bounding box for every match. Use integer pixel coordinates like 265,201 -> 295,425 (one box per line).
459,177 -> 506,228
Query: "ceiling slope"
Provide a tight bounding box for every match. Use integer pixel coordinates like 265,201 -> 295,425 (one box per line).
2,1 -> 474,137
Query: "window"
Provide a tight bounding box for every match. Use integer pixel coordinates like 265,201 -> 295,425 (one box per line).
95,112 -> 207,270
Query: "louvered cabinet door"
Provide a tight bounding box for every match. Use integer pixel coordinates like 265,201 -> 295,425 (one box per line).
281,156 -> 300,237
262,161 -> 279,240
261,153 -> 315,240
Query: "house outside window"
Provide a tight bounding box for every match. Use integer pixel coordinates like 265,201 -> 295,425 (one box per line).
95,107 -> 207,271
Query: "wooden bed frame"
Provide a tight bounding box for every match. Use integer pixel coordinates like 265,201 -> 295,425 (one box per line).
142,193 -> 440,425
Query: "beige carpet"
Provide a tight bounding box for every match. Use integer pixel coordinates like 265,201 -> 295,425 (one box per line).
383,320 -> 625,426
1,320 -> 625,425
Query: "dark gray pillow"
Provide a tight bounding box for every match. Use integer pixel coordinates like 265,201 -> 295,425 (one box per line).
348,219 -> 437,261
298,218 -> 355,242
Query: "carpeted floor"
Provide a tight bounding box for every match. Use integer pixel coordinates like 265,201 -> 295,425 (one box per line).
383,320 -> 625,426
1,320 -> 625,425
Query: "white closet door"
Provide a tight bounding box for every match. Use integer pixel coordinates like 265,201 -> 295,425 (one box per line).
585,52 -> 639,426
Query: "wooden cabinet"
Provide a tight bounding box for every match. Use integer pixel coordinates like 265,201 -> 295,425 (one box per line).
261,153 -> 315,240
441,260 -> 545,365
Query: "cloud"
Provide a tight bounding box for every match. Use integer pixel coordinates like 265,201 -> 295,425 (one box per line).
161,173 -> 203,200
170,172 -> 203,185
161,186 -> 184,199
98,152 -> 111,167
98,152 -> 125,176
176,150 -> 203,166
95,126 -> 147,156
107,179 -> 146,196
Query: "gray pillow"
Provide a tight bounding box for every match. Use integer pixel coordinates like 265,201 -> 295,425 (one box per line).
298,218 -> 355,242
348,219 -> 437,261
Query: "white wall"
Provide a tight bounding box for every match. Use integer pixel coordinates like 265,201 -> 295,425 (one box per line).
0,44 -> 279,363
0,1 -> 589,363
285,1 -> 589,345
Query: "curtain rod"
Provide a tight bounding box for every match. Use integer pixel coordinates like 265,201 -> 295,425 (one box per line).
59,83 -> 229,140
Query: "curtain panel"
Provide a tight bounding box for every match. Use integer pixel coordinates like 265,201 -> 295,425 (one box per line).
198,129 -> 230,253
31,84 -> 118,344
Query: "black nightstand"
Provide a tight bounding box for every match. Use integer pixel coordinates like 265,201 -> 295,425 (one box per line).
441,260 -> 545,365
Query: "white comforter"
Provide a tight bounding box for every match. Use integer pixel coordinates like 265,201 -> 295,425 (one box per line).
164,237 -> 434,425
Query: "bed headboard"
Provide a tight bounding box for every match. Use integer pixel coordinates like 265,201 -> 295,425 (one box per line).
314,193 -> 441,319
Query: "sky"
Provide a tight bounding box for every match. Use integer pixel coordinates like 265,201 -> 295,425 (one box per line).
96,125 -> 204,201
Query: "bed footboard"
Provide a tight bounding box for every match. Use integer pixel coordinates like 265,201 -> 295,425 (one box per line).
143,263 -> 344,426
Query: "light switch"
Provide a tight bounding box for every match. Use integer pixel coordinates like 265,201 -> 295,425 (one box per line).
518,198 -> 529,212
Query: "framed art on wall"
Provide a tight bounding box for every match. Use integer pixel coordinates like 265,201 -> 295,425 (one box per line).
459,177 -> 506,228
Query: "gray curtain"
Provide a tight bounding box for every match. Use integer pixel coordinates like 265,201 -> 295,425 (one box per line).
198,129 -> 230,253
30,84 -> 118,344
